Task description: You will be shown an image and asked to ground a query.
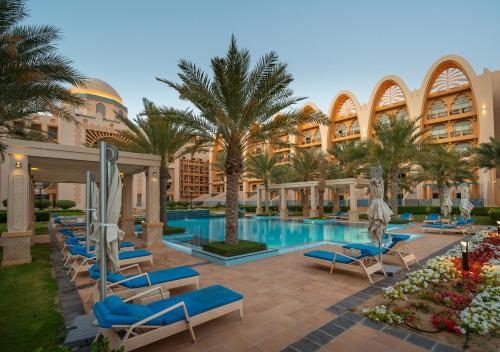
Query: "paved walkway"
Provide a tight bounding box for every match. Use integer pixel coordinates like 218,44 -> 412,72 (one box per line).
71,230 -> 461,352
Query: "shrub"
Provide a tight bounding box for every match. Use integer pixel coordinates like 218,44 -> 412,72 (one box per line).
0,211 -> 6,223
55,200 -> 76,210
488,208 -> 500,223
163,226 -> 185,235
35,212 -> 50,222
202,240 -> 267,257
167,200 -> 176,207
35,199 -> 51,210
389,217 -> 410,224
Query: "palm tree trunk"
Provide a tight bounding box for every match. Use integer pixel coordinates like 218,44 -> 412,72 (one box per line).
437,183 -> 444,211
264,181 -> 270,213
225,153 -> 243,245
318,157 -> 326,218
159,160 -> 169,228
389,173 -> 399,216
302,188 -> 310,217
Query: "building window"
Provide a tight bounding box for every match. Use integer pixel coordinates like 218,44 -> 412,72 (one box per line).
455,142 -> 472,154
431,124 -> 447,138
136,193 -> 142,207
395,109 -> 408,120
432,192 -> 439,199
351,120 -> 360,134
428,99 -> 447,119
48,126 -> 58,140
314,129 -> 321,142
378,113 -> 390,125
31,123 -> 42,132
239,185 -> 243,191
454,120 -> 471,133
335,123 -> 347,137
96,103 -> 106,117
451,94 -> 472,115
303,131 -> 312,144
13,121 -> 24,134
252,184 -> 257,191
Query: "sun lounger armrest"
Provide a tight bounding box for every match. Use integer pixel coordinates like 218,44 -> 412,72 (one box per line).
332,251 -> 363,263
108,272 -> 152,288
123,286 -> 167,302
123,301 -> 190,341
393,245 -> 413,256
119,264 -> 142,275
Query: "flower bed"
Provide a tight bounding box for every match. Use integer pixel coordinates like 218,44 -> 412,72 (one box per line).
360,230 -> 500,351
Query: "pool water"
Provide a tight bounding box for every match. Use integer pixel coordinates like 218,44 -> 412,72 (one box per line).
166,217 -> 406,250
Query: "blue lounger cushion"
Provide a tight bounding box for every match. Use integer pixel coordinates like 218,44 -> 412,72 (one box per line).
88,264 -> 199,288
422,223 -> 457,229
342,235 -> 410,256
425,213 -> 440,220
93,285 -> 243,328
304,249 -> 370,264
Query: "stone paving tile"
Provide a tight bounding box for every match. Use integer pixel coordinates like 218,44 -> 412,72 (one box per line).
290,338 -> 320,352
432,343 -> 462,352
318,322 -> 346,337
381,325 -> 411,340
406,333 -> 437,350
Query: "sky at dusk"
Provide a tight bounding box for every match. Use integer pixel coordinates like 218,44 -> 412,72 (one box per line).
26,0 -> 500,117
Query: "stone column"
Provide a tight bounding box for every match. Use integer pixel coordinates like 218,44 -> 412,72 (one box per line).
142,166 -> 164,247
120,174 -> 135,238
256,189 -> 262,214
310,185 -> 318,218
2,155 -> 32,265
280,188 -> 288,219
348,183 -> 359,222
28,180 -> 35,233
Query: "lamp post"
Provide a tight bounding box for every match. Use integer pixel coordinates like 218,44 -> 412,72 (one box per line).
460,240 -> 470,271
497,221 -> 500,234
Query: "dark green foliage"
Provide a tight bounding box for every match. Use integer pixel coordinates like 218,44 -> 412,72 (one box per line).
163,226 -> 185,235
488,208 -> 500,222
389,217 -> 410,224
202,240 -> 267,257
55,200 -> 76,209
35,199 -> 51,210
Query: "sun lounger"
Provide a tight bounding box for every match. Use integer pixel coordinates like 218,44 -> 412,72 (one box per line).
329,210 -> 349,221
68,246 -> 153,281
87,264 -> 200,303
421,220 -> 470,235
399,213 -> 414,221
304,248 -> 386,284
93,284 -> 244,351
423,213 -> 441,224
62,238 -> 135,260
343,234 -> 418,270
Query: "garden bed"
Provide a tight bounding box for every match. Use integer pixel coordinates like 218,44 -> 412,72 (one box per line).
357,230 -> 500,351
202,240 -> 267,257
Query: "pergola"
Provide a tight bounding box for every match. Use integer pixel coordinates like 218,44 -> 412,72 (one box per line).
256,178 -> 370,220
1,139 -> 162,266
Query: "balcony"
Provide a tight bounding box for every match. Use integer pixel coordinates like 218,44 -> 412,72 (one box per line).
332,131 -> 361,141
429,129 -> 475,142
424,108 -> 476,125
427,111 -> 448,120
300,138 -> 321,146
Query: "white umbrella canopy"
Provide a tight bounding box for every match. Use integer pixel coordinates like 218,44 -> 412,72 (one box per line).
460,185 -> 474,219
367,178 -> 393,248
441,187 -> 453,219
89,164 -> 124,272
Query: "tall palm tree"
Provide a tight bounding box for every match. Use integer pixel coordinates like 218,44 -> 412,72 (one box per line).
328,140 -> 369,178
416,144 -> 475,209
158,36 -> 325,244
116,98 -> 196,228
367,117 -> 427,215
475,137 -> 500,169
289,148 -> 321,217
317,153 -> 327,217
245,150 -> 280,213
0,0 -> 84,157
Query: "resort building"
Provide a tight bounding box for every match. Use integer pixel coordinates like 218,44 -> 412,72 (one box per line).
204,55 -> 500,207
0,78 -> 210,211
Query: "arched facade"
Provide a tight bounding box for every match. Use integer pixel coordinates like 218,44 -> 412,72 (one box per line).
295,103 -> 322,154
328,92 -> 362,148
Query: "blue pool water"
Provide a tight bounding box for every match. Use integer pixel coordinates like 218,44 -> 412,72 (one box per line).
166,217 -> 407,250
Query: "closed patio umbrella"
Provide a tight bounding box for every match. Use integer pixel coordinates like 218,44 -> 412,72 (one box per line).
460,185 -> 474,219
367,177 -> 393,264
441,187 -> 453,219
85,172 -> 99,252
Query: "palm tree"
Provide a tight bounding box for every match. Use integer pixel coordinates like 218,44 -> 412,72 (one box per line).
158,36 -> 325,245
475,137 -> 500,169
245,150 -> 280,213
116,98 -> 196,228
317,153 -> 327,218
327,140 -> 369,178
416,144 -> 475,209
367,117 -> 427,215
289,148 -> 321,217
0,0 -> 84,157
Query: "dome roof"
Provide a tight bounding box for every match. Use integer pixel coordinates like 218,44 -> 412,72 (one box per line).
71,77 -> 123,105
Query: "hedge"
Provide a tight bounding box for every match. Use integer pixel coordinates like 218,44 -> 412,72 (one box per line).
397,206 -> 500,216
55,200 -> 76,210
34,199 -> 51,210
163,226 -> 185,235
202,240 -> 267,257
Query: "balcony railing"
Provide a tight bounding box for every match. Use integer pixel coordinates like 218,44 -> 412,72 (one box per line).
450,129 -> 474,138
301,138 -> 321,145
450,106 -> 473,115
333,130 -> 360,139
427,111 -> 448,120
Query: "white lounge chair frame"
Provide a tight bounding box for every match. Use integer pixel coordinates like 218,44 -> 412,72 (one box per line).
87,264 -> 199,304
346,241 -> 419,271
306,249 -> 386,284
95,287 -> 244,352
422,224 -> 469,235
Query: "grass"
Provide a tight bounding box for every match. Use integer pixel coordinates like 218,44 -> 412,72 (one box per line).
0,221 -> 49,235
0,245 -> 64,352
202,240 -> 267,257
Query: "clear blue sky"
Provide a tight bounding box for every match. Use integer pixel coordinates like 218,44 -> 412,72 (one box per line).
27,0 -> 500,117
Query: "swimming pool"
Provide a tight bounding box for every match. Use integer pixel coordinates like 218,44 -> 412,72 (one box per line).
165,216 -> 408,250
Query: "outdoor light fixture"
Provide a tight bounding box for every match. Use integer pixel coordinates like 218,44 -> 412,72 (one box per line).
460,240 -> 470,271
153,172 -> 158,177
497,221 -> 500,234
15,161 -> 22,168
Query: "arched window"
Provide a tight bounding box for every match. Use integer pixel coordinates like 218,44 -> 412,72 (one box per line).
451,94 -> 472,115
455,142 -> 472,154
428,100 -> 447,119
395,109 -> 408,120
96,103 -> 106,117
335,123 -> 347,137
314,129 -> 321,142
378,113 -> 390,125
303,130 -> 312,144
453,120 -> 472,137
431,124 -> 447,139
351,120 -> 360,134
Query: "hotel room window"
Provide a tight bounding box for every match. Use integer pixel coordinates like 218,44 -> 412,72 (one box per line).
351,120 -> 360,134
31,123 -> 42,132
96,103 -> 106,117
451,94 -> 472,115
48,126 -> 58,140
335,123 -> 347,137
378,113 -> 390,125
428,99 -> 447,119
13,121 -> 24,134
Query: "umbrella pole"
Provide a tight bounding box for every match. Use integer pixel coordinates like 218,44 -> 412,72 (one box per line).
85,171 -> 93,253
99,141 -> 108,301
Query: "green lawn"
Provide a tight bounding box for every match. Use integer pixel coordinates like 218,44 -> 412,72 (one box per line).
0,245 -> 64,352
0,221 -> 49,235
